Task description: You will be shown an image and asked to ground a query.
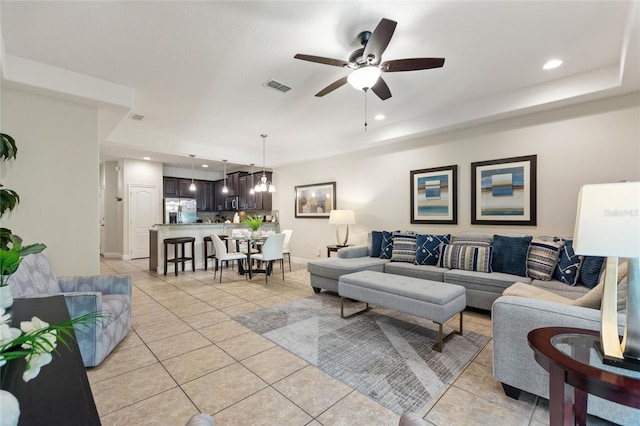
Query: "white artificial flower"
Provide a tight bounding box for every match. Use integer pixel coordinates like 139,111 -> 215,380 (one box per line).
23,351 -> 53,382
0,307 -> 11,325
20,316 -> 50,334
0,323 -> 21,347
0,353 -> 6,368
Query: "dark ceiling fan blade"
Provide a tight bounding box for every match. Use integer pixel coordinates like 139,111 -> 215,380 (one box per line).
315,76 -> 349,97
381,58 -> 445,72
294,54 -> 349,68
362,18 -> 397,65
371,77 -> 392,100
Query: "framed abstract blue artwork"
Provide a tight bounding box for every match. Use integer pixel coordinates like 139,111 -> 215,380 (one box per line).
471,155 -> 537,226
410,165 -> 457,224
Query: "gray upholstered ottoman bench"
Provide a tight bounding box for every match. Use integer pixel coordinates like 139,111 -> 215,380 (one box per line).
338,270 -> 466,352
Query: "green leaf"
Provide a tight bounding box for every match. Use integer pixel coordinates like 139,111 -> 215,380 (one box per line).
0,188 -> 20,217
0,133 -> 18,161
0,228 -> 13,250
18,243 -> 47,257
0,247 -> 21,278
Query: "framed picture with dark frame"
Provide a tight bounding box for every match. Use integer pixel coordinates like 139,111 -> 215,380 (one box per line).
471,155 -> 537,226
410,165 -> 458,224
294,181 -> 336,218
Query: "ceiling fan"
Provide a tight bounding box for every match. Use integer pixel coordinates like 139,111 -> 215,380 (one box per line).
294,18 -> 445,100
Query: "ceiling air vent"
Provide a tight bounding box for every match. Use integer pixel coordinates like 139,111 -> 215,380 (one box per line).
264,79 -> 292,93
129,113 -> 144,121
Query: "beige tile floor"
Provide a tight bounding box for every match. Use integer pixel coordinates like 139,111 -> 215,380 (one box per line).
90,257 -> 602,426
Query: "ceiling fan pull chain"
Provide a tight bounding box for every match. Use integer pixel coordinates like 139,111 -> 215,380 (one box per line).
364,88 -> 368,132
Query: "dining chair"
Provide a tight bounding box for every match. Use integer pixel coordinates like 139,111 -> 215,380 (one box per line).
282,229 -> 293,272
250,232 -> 285,284
211,234 -> 246,283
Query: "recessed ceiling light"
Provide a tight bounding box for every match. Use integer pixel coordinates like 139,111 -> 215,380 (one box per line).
374,114 -> 386,120
143,156 -> 151,161
202,164 -> 208,168
543,59 -> 563,70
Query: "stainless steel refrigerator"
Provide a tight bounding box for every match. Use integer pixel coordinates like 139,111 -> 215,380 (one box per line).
164,198 -> 197,223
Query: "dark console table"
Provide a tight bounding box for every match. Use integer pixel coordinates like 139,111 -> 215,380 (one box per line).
1,296 -> 100,425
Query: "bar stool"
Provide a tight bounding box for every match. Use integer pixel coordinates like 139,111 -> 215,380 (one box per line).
203,235 -> 230,271
164,237 -> 195,276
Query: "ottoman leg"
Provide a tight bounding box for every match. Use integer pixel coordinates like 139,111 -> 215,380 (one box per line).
340,297 -> 371,319
433,312 -> 464,352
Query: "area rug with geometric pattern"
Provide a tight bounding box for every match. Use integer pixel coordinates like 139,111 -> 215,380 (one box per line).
235,293 -> 490,414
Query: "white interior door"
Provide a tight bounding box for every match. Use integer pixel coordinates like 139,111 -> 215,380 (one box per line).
129,185 -> 158,259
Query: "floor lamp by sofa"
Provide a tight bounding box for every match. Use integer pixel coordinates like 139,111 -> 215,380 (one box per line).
329,209 -> 355,246
573,181 -> 640,369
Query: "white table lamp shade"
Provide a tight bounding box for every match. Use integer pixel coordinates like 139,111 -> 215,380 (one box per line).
572,181 -> 640,368
573,182 -> 640,257
329,210 -> 356,225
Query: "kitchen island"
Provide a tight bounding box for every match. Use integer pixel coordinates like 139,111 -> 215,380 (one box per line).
149,222 -> 280,274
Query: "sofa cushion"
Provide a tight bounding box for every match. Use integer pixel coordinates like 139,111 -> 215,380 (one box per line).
530,279 -> 590,300
370,231 -> 383,257
579,256 -> 605,288
8,253 -> 62,297
415,234 -> 451,266
503,281 -> 601,310
384,262 -> 448,282
380,231 -> 395,259
307,257 -> 389,281
527,239 -> 563,281
391,231 -> 417,263
553,238 -> 582,286
439,244 -> 493,272
491,235 -> 532,277
444,269 -> 530,294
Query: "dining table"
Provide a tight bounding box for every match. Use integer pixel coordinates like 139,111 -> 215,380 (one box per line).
228,235 -> 268,279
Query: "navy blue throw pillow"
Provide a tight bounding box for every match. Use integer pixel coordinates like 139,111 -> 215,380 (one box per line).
491,235 -> 532,277
370,231 -> 383,258
580,256 -> 605,288
380,231 -> 394,259
415,234 -> 451,265
553,238 -> 582,286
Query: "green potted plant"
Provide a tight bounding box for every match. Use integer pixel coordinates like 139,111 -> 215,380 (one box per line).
0,133 -> 46,309
242,214 -> 264,237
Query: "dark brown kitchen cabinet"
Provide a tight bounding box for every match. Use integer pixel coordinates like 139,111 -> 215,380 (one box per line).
163,177 -> 179,197
225,172 -> 241,196
238,174 -> 248,209
178,179 -> 194,197
213,180 -> 225,211
194,180 -> 207,211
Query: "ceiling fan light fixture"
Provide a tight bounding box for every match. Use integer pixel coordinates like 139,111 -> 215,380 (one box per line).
347,66 -> 381,90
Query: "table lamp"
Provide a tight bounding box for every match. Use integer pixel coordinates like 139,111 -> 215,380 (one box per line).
329,209 -> 356,246
573,181 -> 640,369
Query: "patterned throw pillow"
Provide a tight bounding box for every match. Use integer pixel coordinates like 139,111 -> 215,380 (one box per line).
370,231 -> 383,258
415,234 -> 451,265
391,231 -> 417,263
491,235 -> 532,277
527,239 -> 563,281
379,231 -> 395,259
553,238 -> 583,286
438,244 -> 494,272
450,233 -> 493,247
580,256 -> 605,289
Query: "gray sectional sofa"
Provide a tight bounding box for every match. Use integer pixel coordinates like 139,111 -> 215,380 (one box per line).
308,231 -> 638,425
307,232 -> 591,310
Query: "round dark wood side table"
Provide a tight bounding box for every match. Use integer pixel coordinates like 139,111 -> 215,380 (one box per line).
527,327 -> 640,426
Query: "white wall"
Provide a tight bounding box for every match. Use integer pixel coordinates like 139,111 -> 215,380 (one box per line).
273,93 -> 640,261
2,88 -> 100,275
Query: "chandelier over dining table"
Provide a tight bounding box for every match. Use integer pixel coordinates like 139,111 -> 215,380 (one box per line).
254,134 -> 276,193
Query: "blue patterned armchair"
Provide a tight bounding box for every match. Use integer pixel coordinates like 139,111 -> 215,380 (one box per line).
8,253 -> 131,367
